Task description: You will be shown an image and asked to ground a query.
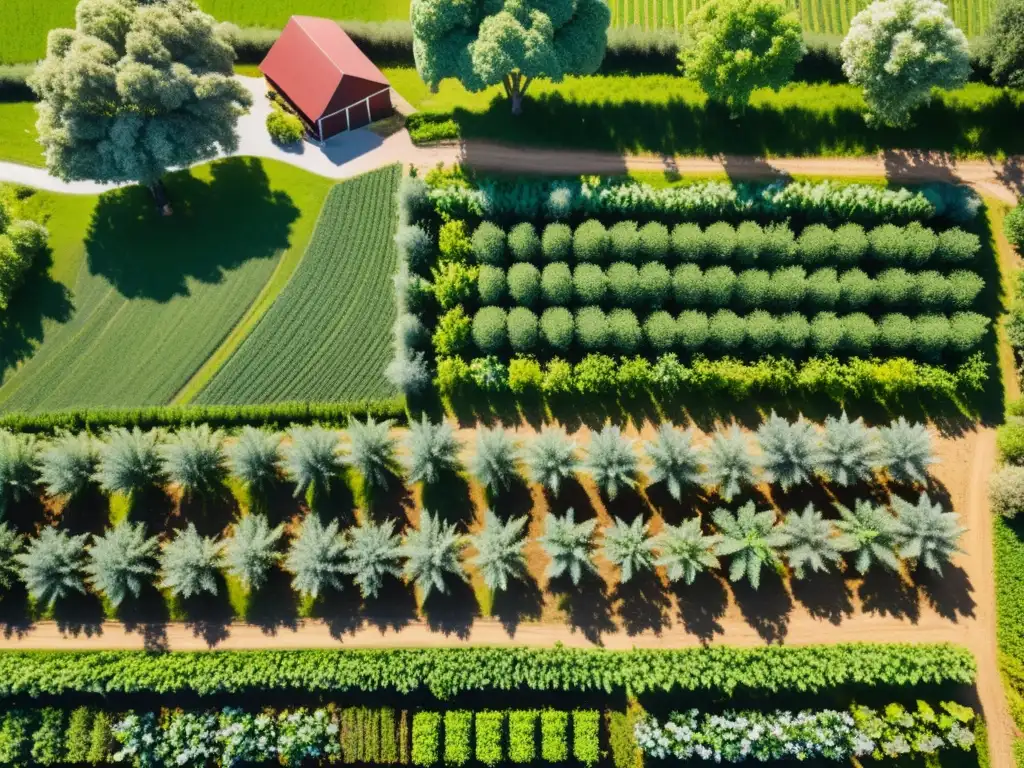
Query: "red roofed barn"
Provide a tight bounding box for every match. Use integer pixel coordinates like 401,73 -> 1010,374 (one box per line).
260,16 -> 393,141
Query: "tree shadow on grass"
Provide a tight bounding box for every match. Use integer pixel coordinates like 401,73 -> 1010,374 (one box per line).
84,157 -> 300,302
789,569 -> 855,625
672,571 -> 728,642
243,566 -> 300,634
5,493 -> 47,534
362,578 -> 418,634
0,582 -> 33,637
550,573 -> 615,644
118,583 -> 171,651
56,487 -> 110,536
53,591 -> 105,637
362,471 -> 413,526
311,584 -> 365,639
179,486 -> 240,538
177,576 -> 234,647
421,472 -> 475,526
489,477 -> 534,521
491,573 -> 544,636
612,569 -> 670,636
129,486 -> 176,534
731,571 -> 793,644
423,578 -> 479,638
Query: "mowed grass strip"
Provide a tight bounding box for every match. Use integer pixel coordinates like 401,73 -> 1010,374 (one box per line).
195,165 -> 402,405
0,158 -> 332,412
0,103 -> 44,167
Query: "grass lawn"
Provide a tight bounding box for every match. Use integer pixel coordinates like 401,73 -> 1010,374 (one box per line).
0,102 -> 42,166
389,67 -> 1024,158
195,165 -> 402,405
0,158 -> 333,412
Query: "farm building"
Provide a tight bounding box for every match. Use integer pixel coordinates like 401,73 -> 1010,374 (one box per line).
259,16 -> 394,141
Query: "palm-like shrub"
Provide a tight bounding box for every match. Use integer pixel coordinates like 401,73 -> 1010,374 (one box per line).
653,519 -> 721,584
0,524 -> 22,590
222,514 -> 284,591
160,425 -> 226,498
17,527 -> 88,606
94,428 -> 162,496
406,416 -> 462,485
226,427 -> 281,494
757,414 -> 822,490
878,418 -> 936,485
282,426 -> 343,499
0,431 -> 39,514
584,426 -> 638,499
644,425 -> 702,501
833,499 -> 901,574
38,432 -> 97,499
286,513 -> 347,599
539,508 -> 597,585
159,523 -> 223,599
85,521 -> 158,605
402,510 -> 467,600
712,502 -> 786,589
522,426 -> 578,496
345,518 -> 403,599
777,504 -> 847,579
893,493 -> 966,573
702,426 -> 756,501
470,509 -> 528,591
601,515 -> 654,582
348,417 -> 399,492
469,427 -> 520,495
819,412 -> 878,486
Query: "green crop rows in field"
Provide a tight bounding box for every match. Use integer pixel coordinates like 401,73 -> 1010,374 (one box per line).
195,165 -> 402,406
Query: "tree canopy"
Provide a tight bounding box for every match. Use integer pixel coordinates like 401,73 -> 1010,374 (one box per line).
30,0 -> 251,202
410,0 -> 611,113
680,0 -> 805,114
982,0 -> 1024,88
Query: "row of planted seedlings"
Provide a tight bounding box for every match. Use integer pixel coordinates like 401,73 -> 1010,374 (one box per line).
0,411 -> 962,618
387,172 -> 993,402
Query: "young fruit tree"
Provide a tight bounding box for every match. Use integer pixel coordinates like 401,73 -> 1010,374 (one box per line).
680,0 -> 805,116
17,528 -> 88,607
402,510 -> 467,601
345,519 -> 404,599
30,0 -> 252,211
94,428 -> 163,497
410,0 -> 611,115
712,502 -> 786,589
840,0 -> 970,127
85,521 -> 158,606
643,424 -> 702,502
833,499 -> 901,574
470,510 -> 529,592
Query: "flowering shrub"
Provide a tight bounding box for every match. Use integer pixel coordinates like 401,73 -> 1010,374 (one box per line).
635,702 -> 975,763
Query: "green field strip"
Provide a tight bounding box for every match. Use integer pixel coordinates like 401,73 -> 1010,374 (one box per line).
195,165 -> 402,406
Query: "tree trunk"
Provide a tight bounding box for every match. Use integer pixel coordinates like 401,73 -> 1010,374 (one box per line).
149,178 -> 173,216
505,73 -> 531,115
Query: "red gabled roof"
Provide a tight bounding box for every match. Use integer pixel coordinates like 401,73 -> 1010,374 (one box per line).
259,16 -> 390,122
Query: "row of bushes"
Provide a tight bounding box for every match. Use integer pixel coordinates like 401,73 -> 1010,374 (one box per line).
0,707 -> 114,765
475,262 -> 985,313
462,219 -> 981,268
412,710 -> 598,767
435,352 -> 988,400
423,177 -> 977,226
455,306 -> 990,360
0,646 -> 976,699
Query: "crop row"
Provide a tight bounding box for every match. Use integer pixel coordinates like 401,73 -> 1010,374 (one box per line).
454,306 -> 989,360
458,219 -> 980,269
0,646 -> 977,698
435,352 -> 988,401
474,262 -> 985,314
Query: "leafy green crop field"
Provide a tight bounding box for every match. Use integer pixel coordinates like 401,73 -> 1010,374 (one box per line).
195,165 -> 401,405
0,158 -> 332,413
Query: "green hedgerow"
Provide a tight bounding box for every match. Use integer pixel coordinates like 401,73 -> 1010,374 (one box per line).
644,311 -> 677,352
507,263 -> 541,307
947,270 -> 984,310
671,223 -> 703,262
472,307 -> 508,353
777,312 -> 810,350
914,314 -> 951,361
475,711 -> 504,767
575,354 -> 618,395
838,269 -> 875,310
916,270 -> 951,311
473,223 -> 506,266
439,220 -> 473,262
834,223 -> 869,265
734,221 -> 765,267
673,264 -> 704,306
435,357 -> 472,394
572,711 -> 601,768
998,421 -> 1024,465
478,265 -> 507,305
432,262 -> 478,310
810,312 -> 845,353
903,222 -> 938,267
508,356 -> 543,393
543,358 -> 574,394
508,711 -> 537,764
541,263 -> 573,306
797,224 -> 835,266
508,308 -> 539,352
708,310 -> 745,353
609,221 -> 641,263
412,712 -> 441,766
542,223 -> 573,262
703,266 -> 736,308
937,228 -> 981,263
608,309 -> 642,354
703,222 -> 736,262
948,311 -> 990,353
842,313 -> 877,355
444,711 -> 471,766
574,221 -> 609,263
876,268 -> 915,308
573,263 -> 607,304
575,307 -> 610,351
735,269 -> 770,310
540,307 -> 574,352
769,266 -> 806,311
878,313 -> 915,352
607,262 -> 641,307
639,263 -> 671,308
508,223 -> 541,262
806,268 -> 840,310
639,222 -> 670,261
433,308 -> 472,356
540,711 -> 568,763
869,224 -> 910,265
1005,205 -> 1024,250
617,356 -> 653,393
763,223 -> 797,265
745,310 -> 779,354
677,310 -> 709,351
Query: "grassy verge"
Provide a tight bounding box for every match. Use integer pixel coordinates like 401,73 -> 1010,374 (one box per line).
0,102 -> 41,166
389,67 -> 1024,158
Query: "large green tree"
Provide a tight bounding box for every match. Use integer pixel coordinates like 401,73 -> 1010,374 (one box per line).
840,0 -> 970,127
981,0 -> 1024,88
680,0 -> 805,115
410,0 -> 611,114
30,0 -> 252,209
